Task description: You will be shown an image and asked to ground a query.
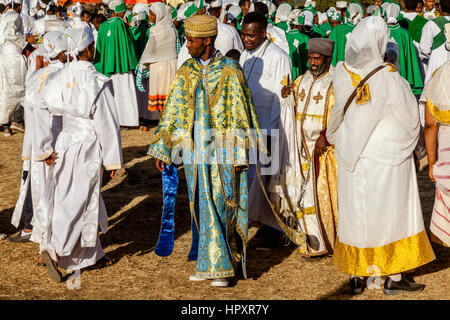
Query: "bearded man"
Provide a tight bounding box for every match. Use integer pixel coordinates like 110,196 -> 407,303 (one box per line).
274,38 -> 338,258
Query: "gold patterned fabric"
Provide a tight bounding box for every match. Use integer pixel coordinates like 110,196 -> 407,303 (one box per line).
343,63 -> 371,105
334,231 -> 436,276
184,14 -> 218,38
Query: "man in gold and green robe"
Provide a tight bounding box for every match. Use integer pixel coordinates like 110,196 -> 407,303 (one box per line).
148,15 -> 265,287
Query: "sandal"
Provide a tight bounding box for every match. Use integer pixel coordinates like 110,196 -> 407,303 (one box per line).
41,250 -> 62,283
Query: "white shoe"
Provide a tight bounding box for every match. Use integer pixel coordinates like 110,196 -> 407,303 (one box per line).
189,275 -> 206,281
211,279 -> 229,287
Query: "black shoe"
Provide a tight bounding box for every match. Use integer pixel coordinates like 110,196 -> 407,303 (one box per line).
383,276 -> 425,295
349,277 -> 365,295
8,231 -> 31,243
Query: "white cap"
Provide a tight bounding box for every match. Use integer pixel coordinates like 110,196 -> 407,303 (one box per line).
210,0 -> 222,8
336,1 -> 347,9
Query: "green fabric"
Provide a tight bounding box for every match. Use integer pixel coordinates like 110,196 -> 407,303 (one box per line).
94,17 -> 138,77
313,24 -> 326,37
388,24 -> 424,95
185,4 -> 198,18
115,2 -> 126,13
286,30 -> 310,81
431,16 -> 450,50
329,22 -> 355,66
276,21 -> 289,31
399,14 -> 428,43
130,22 -> 150,60
319,21 -> 332,34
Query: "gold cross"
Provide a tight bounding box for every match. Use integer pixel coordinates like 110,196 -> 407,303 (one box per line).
299,89 -> 306,102
268,33 -> 276,43
313,91 -> 323,104
280,75 -> 289,86
37,70 -> 51,94
66,78 -> 78,104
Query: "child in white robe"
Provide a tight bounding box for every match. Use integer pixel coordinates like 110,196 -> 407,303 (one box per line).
36,26 -> 123,282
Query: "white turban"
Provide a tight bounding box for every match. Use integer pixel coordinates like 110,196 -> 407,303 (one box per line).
345,1 -> 364,24
336,1 -> 347,9
210,0 -> 222,8
65,26 -> 94,60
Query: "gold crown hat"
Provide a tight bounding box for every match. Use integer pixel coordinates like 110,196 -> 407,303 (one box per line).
184,14 -> 218,38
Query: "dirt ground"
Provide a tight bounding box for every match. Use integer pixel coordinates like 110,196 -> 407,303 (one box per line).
0,125 -> 449,300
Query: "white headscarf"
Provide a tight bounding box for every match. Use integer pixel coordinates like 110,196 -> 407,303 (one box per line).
275,3 -> 291,23
139,3 -> 177,65
300,10 -> 314,27
42,30 -> 68,59
345,2 -> 364,25
1,10 -> 25,47
384,2 -> 401,25
446,23 -> 450,51
345,16 -> 389,69
133,3 -> 149,16
64,26 -> 94,60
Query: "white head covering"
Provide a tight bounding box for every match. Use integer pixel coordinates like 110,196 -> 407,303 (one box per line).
275,3 -> 291,23
149,2 -> 172,25
345,16 -> 389,69
300,10 -> 314,27
177,2 -> 189,21
133,2 -> 149,16
1,10 -> 25,47
336,1 -> 347,9
73,2 -> 82,16
426,61 -> 450,119
65,26 -> 94,60
210,0 -> 222,8
318,12 -> 328,24
42,30 -> 68,59
227,5 -> 241,22
305,0 -> 316,8
345,1 -> 364,24
384,2 -> 401,25
139,3 -> 176,65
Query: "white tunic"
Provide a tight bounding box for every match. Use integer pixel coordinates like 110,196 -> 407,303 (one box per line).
266,24 -> 289,55
37,60 -> 123,270
111,71 -> 140,127
0,42 -> 27,125
419,16 -> 450,61
240,40 -> 292,230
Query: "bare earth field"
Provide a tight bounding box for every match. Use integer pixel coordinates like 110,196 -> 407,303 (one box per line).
0,125 -> 448,300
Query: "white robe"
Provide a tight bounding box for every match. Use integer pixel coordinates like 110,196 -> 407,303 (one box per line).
111,71 -> 140,127
240,40 -> 292,230
326,61 -> 435,276
266,24 -> 290,56
0,42 -> 27,125
12,62 -> 64,246
419,16 -> 450,62
36,60 -> 123,271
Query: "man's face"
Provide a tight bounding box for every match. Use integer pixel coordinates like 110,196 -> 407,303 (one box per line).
241,22 -> 266,51
308,53 -> 330,76
425,0 -> 435,10
81,13 -> 90,24
186,36 -> 207,58
331,20 -> 340,28
416,1 -> 424,12
375,0 -> 382,6
241,0 -> 251,16
149,10 -> 157,24
93,17 -> 101,30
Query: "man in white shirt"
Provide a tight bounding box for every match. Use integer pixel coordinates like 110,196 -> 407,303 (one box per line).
239,11 -> 292,248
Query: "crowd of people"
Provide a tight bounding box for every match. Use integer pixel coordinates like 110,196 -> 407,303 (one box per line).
0,0 -> 449,295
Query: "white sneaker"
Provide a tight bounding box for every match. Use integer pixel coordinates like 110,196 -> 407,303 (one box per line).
211,279 -> 229,287
189,275 -> 206,281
